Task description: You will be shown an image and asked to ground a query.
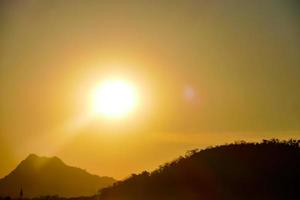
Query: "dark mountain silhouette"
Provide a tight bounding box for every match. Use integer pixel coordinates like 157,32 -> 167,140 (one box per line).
99,139 -> 300,200
0,154 -> 115,198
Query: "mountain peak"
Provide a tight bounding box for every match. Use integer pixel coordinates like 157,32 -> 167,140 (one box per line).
16,154 -> 66,172
26,153 -> 39,159
24,154 -> 63,162
0,154 -> 115,198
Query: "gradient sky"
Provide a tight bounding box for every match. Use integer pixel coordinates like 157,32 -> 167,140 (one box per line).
1,0 -> 300,179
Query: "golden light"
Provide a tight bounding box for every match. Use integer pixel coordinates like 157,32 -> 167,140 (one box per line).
90,79 -> 138,118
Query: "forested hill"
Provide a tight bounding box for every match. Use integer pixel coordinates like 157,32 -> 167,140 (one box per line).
99,139 -> 300,200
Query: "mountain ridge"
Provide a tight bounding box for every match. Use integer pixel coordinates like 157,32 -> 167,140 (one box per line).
0,154 -> 115,198
99,139 -> 300,200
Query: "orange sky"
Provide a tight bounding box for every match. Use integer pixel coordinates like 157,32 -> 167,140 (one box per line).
0,0 -> 299,179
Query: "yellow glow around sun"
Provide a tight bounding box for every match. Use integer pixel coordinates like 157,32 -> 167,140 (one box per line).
91,80 -> 138,118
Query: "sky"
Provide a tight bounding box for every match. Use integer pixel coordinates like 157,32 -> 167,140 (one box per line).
0,0 -> 300,179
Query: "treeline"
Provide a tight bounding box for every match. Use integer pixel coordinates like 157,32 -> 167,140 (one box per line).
1,139 -> 299,200
98,139 -> 300,200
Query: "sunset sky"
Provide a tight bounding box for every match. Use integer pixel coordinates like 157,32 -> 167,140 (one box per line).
0,0 -> 299,179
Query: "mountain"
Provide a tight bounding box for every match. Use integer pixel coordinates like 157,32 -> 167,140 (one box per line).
0,154 -> 115,198
99,139 -> 300,200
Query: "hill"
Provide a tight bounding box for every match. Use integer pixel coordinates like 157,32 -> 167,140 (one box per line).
99,139 -> 300,200
0,154 -> 115,198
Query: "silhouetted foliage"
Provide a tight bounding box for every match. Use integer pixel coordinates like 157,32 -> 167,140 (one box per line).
98,139 -> 300,200
0,139 -> 298,200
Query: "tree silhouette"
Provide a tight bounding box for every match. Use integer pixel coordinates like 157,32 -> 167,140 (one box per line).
99,139 -> 300,200
20,188 -> 23,199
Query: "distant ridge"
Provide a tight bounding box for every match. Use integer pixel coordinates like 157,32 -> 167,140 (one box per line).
0,154 -> 115,198
99,139 -> 300,200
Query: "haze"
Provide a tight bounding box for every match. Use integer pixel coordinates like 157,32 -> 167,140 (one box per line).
0,0 -> 299,179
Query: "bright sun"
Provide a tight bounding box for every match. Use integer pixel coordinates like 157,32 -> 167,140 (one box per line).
90,79 -> 138,118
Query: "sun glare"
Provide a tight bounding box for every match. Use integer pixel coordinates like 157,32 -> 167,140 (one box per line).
91,80 -> 138,118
